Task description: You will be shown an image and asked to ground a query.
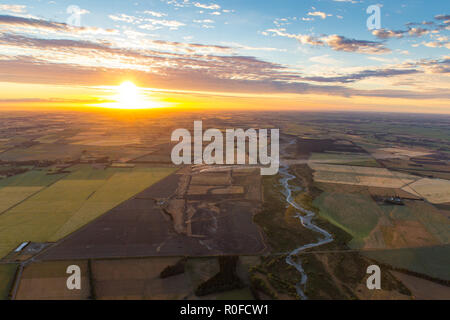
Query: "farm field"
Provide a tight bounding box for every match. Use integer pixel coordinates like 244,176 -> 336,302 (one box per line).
1,111 -> 450,300
313,192 -> 381,247
0,165 -> 175,259
0,143 -> 86,162
309,159 -> 450,250
40,166 -> 266,260
363,245 -> 450,281
386,201 -> 450,245
404,178 -> 450,204
13,256 -> 254,300
391,271 -> 450,300
15,260 -> 90,300
309,152 -> 379,167
376,147 -> 432,159
92,257 -> 190,300
0,186 -> 44,214
0,264 -> 17,300
309,163 -> 420,189
0,169 -> 67,188
313,191 -> 450,250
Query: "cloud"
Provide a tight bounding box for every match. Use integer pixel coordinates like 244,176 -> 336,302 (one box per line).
267,29 -> 390,54
109,14 -> 141,24
1,51 -> 448,101
372,27 -> 430,39
143,11 -> 167,18
422,41 -> 450,49
108,13 -> 185,30
0,15 -> 447,102
193,19 -> 214,24
139,18 -> 185,30
225,42 -> 287,52
193,2 -> 220,10
0,14 -> 119,35
302,68 -> 419,83
408,27 -> 430,37
373,15 -> 450,40
0,4 -> 26,13
372,29 -> 405,39
0,97 -> 111,104
323,35 -> 390,54
435,14 -> 450,21
332,0 -> 359,3
417,57 -> 450,73
307,11 -> 331,19
5,54 -> 449,101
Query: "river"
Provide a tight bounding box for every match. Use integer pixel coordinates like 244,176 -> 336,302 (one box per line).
279,148 -> 334,299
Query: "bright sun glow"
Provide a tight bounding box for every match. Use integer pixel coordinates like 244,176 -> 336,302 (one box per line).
118,81 -> 139,107
98,81 -> 167,110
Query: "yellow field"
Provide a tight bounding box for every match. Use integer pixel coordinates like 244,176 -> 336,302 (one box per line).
0,186 -> 43,213
49,169 -> 176,240
377,147 -> 432,158
0,166 -> 175,258
16,260 -> 90,300
403,178 -> 450,204
309,163 -> 419,188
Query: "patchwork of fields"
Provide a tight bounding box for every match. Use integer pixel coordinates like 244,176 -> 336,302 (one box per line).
39,166 -> 266,260
310,163 -> 420,189
309,159 -> 450,280
0,165 -> 175,259
14,256 -> 254,300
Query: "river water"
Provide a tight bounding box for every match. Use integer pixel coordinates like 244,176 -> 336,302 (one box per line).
279,161 -> 334,299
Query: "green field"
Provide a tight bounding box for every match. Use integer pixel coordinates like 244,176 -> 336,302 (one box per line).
381,201 -> 450,245
284,123 -> 322,136
309,152 -> 379,167
0,186 -> 44,214
0,264 -> 17,300
0,169 -> 67,187
313,192 -> 381,247
0,143 -> 85,162
0,165 -> 175,258
364,245 -> 450,280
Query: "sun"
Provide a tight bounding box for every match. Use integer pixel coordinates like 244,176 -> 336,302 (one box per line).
116,81 -> 141,109
118,81 -> 139,101
95,81 -> 168,110
93,81 -> 171,110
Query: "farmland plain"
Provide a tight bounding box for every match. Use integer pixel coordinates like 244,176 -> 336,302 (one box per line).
1,110 -> 449,300
0,165 -> 175,258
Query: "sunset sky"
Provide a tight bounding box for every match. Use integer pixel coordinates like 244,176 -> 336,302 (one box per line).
0,0 -> 449,113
